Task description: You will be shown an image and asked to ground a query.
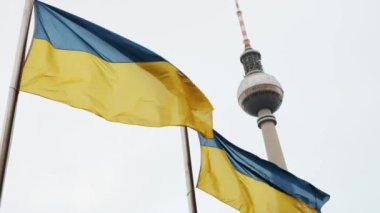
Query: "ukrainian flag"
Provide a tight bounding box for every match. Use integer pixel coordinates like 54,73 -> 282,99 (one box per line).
198,131 -> 330,213
21,1 -> 213,138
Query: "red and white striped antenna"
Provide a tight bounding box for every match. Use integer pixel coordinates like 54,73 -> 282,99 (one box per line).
235,0 -> 252,49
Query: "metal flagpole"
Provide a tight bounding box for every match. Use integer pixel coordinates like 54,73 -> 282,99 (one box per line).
0,0 -> 35,203
180,127 -> 198,213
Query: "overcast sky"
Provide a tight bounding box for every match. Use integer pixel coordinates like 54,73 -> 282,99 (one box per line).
1,0 -> 379,212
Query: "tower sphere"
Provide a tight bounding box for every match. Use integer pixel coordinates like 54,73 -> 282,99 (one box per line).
237,49 -> 283,117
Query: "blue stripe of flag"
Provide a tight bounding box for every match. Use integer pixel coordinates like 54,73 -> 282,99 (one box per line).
34,1 -> 165,63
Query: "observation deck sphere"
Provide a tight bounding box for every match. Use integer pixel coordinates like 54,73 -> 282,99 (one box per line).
237,72 -> 283,117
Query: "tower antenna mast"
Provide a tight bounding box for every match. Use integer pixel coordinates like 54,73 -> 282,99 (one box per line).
235,0 -> 251,49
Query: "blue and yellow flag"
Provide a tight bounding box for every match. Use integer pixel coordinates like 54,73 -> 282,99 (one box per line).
198,131 -> 330,213
21,1 -> 213,138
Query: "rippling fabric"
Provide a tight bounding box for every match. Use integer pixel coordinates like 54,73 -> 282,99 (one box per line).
21,1 -> 213,138
198,131 -> 330,212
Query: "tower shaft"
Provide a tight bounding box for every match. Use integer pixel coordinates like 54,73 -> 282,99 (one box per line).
257,109 -> 287,170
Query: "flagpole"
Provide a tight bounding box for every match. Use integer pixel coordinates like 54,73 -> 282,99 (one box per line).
180,127 -> 198,213
0,0 -> 34,203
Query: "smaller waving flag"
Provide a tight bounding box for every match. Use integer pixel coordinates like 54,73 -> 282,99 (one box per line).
198,131 -> 330,213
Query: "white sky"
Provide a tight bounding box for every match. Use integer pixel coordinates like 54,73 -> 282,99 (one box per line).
1,0 -> 379,212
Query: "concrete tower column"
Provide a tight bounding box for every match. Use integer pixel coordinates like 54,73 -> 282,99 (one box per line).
257,109 -> 287,170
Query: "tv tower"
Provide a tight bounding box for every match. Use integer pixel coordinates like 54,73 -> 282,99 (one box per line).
235,0 -> 287,170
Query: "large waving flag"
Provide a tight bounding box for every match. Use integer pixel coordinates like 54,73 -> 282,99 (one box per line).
198,131 -> 330,213
21,1 -> 213,138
